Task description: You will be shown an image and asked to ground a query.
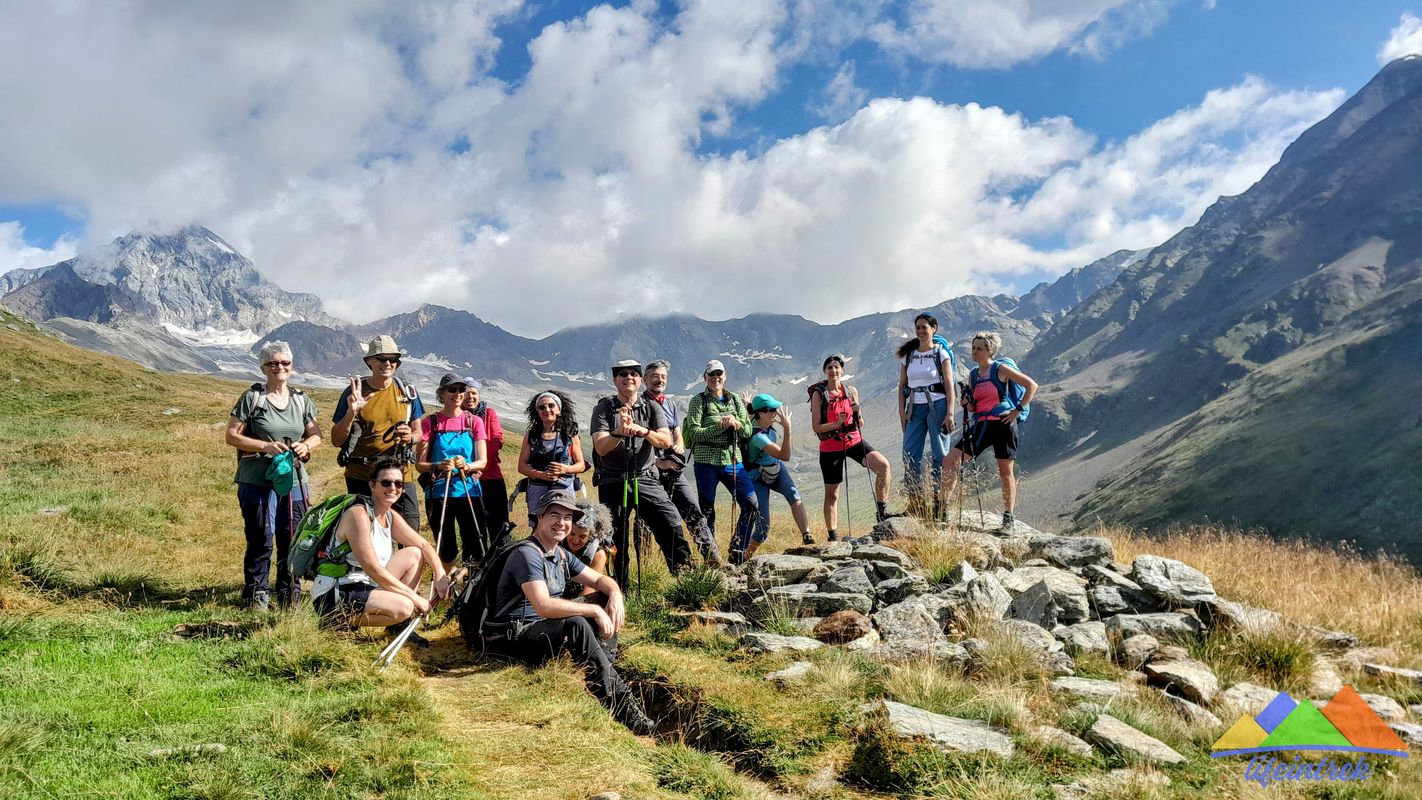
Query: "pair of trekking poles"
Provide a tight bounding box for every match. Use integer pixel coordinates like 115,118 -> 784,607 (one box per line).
375,463 -> 486,671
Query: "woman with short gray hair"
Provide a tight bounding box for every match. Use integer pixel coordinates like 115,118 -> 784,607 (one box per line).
224,340 -> 322,609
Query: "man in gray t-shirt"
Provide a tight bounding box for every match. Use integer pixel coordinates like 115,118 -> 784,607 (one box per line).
643,360 -> 718,565
590,359 -> 694,588
483,489 -> 654,735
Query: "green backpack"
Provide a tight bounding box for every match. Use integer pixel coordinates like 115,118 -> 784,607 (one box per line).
289,494 -> 371,580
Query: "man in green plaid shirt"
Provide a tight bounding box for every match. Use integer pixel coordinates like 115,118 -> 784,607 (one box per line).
683,360 -> 760,564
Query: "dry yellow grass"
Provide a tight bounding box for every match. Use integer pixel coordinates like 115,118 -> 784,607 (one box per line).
1096,524 -> 1422,654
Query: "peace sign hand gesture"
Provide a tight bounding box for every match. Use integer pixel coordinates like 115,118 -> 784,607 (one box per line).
346,378 -> 368,417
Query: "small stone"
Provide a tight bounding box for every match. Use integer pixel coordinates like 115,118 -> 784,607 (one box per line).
1056,621 -> 1110,659
843,628 -> 881,651
871,639 -> 969,666
784,541 -> 853,558
962,573 -> 1013,622
1198,597 -> 1283,632
1362,663 -> 1422,686
1088,585 -> 1157,617
1301,625 -> 1360,651
1308,661 -> 1344,699
672,610 -> 750,627
744,554 -> 825,589
998,566 -> 1090,624
1048,676 -> 1134,702
1031,725 -> 1094,757
1161,692 -> 1222,727
849,544 -> 915,568
1031,535 -> 1115,569
1389,721 -> 1422,745
38,506 -> 69,516
875,576 -> 929,605
1144,656 -> 1220,705
948,561 -> 979,585
738,632 -> 824,654
862,699 -> 1015,758
766,661 -> 815,685
587,793 -> 622,800
868,560 -> 912,582
814,610 -> 873,643
1155,645 -> 1189,661
1084,714 -> 1186,765
160,407 -> 182,416
1117,634 -> 1159,669
1360,693 -> 1406,722
874,597 -> 946,643
1219,682 -> 1280,717
1338,646 -> 1397,671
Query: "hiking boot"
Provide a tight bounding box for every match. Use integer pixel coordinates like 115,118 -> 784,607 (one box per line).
615,701 -> 658,736
728,549 -> 746,566
388,626 -> 431,648
826,531 -> 839,542
249,590 -> 270,612
801,531 -> 815,545
1000,512 -> 1015,532
699,542 -> 725,568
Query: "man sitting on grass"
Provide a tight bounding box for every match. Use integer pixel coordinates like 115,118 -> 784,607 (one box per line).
482,489 -> 656,735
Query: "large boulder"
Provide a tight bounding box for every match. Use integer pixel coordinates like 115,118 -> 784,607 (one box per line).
822,564 -> 876,596
872,516 -> 928,541
873,597 -> 945,643
1048,677 -> 1135,702
1008,580 -> 1059,629
1084,715 -> 1186,765
998,566 -> 1090,624
744,554 -> 826,589
1031,725 -> 1094,758
994,619 -> 1074,675
1089,585 -> 1159,617
871,639 -> 970,666
755,590 -> 873,617
1130,555 -> 1216,607
1198,597 -> 1283,632
961,573 -> 1013,622
1030,536 -> 1115,570
1144,657 -> 1220,705
861,699 -> 1015,758
1218,682 -> 1280,717
1105,612 -> 1202,643
850,544 -> 916,569
875,576 -> 930,605
1116,634 -> 1160,669
1363,663 -> 1422,687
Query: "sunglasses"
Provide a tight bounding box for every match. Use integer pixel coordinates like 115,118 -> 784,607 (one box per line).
706,371 -> 724,378
264,360 -> 292,369
375,478 -> 404,489
371,356 -> 401,365
537,403 -> 559,411
614,370 -> 640,378
443,385 -> 468,393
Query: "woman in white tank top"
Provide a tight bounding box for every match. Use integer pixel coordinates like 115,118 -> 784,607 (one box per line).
312,458 -> 449,632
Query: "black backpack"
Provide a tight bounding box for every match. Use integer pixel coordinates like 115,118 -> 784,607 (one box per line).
457,538 -> 544,649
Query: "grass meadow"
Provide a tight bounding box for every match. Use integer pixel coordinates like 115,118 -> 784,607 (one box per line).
6,306 -> 1422,798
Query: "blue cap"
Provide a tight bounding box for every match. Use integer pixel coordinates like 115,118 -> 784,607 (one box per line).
750,393 -> 781,412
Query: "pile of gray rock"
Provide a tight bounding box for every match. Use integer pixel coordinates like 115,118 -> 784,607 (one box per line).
699,511 -> 1421,772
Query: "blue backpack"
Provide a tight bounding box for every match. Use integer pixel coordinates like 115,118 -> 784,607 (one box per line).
970,358 -> 1030,423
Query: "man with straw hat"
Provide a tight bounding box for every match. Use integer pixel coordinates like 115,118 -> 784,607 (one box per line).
332,334 -> 426,529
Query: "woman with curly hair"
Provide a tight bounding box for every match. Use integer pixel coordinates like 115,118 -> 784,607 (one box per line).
560,498 -> 615,600
517,389 -> 587,528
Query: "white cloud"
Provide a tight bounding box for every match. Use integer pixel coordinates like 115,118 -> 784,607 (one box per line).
0,223 -> 79,273
1379,12 -> 1422,64
0,1 -> 1346,337
871,0 -> 1171,68
810,60 -> 869,121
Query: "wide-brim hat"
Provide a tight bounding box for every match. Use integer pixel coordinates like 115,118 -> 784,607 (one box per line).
364,334 -> 404,358
536,489 -> 585,521
610,359 -> 642,375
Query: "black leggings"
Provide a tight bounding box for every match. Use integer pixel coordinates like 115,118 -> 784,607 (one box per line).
483,616 -> 635,713
427,495 -> 492,563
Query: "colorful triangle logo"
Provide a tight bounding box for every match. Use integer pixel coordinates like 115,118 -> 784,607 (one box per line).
1212,686 -> 1409,758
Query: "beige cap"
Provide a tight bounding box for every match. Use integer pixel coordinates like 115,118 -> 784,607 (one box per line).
703,359 -> 726,376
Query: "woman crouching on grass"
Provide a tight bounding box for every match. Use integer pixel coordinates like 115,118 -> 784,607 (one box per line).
312,458 -> 449,643
560,498 -> 615,600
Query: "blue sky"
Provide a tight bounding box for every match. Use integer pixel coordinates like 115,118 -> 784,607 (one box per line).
1,1 -> 1419,335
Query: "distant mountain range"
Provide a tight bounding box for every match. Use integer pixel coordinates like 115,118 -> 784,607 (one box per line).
6,59 -> 1420,560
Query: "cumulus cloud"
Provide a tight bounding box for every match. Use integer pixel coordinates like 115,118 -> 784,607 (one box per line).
871,0 -> 1171,68
1379,12 -> 1422,64
0,223 -> 78,273
0,1 -> 1345,336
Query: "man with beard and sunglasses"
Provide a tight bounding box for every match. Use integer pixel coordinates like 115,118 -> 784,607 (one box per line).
332,335 -> 426,529
590,359 -> 694,589
642,360 -> 720,566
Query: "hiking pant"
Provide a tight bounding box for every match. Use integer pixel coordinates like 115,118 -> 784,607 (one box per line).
902,398 -> 950,493
236,482 -> 307,605
659,467 -> 715,555
484,616 -> 640,715
346,477 -> 420,531
479,477 -> 511,545
426,493 -> 491,564
599,478 -> 693,591
752,469 -> 801,547
693,462 -> 759,554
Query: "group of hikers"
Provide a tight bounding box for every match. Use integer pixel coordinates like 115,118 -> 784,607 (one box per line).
225,314 -> 1037,732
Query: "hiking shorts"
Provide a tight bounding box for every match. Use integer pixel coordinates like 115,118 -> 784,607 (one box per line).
956,420 -> 1018,460
313,583 -> 374,626
819,441 -> 876,484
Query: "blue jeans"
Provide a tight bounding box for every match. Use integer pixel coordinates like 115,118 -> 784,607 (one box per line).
237,482 -> 308,604
693,462 -> 758,554
752,468 -> 801,545
902,398 -> 950,492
